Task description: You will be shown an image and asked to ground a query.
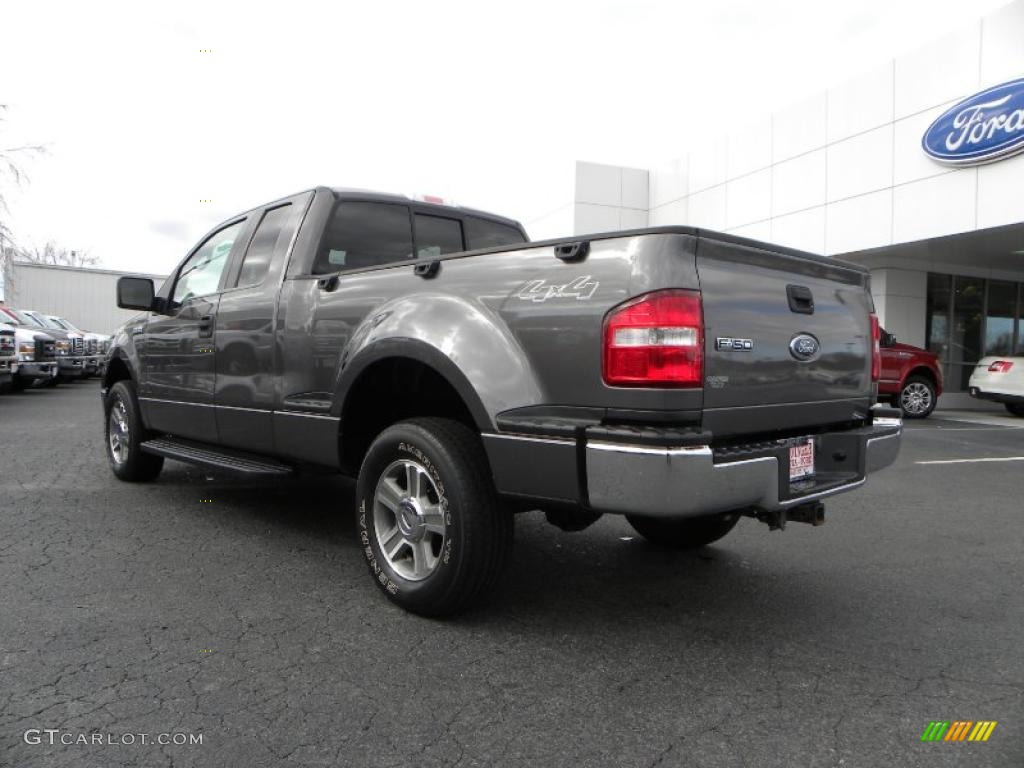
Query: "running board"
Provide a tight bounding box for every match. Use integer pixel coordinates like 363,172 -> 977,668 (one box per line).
140,437 -> 294,477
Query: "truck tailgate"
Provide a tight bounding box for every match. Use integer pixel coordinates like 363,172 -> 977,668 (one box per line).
697,235 -> 873,436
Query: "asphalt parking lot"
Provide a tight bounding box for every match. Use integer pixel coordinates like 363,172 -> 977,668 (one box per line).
1,382 -> 1022,767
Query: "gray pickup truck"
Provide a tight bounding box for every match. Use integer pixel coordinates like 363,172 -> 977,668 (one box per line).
104,186 -> 901,615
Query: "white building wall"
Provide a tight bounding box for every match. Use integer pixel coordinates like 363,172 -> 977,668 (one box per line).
573,0 -> 1024,258
6,262 -> 167,334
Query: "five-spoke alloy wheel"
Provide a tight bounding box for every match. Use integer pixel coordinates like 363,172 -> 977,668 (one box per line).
356,417 -> 512,617
103,380 -> 164,481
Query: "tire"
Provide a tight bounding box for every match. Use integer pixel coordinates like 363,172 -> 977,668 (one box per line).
626,511 -> 741,549
103,380 -> 164,481
899,375 -> 936,419
1005,403 -> 1024,418
355,417 -> 512,617
9,376 -> 26,392
41,376 -> 60,388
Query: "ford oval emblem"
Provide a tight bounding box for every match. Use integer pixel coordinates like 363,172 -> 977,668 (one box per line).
789,333 -> 820,361
922,77 -> 1024,166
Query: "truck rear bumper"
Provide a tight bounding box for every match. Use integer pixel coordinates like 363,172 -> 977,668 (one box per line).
585,418 -> 901,518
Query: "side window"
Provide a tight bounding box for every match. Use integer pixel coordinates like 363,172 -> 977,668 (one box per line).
235,204 -> 293,288
173,219 -> 245,304
314,202 -> 413,274
464,216 -> 526,250
414,214 -> 463,259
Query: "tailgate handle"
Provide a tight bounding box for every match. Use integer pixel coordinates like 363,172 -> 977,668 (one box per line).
554,241 -> 589,262
787,284 -> 814,315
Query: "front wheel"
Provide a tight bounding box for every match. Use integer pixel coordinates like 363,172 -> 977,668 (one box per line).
104,380 -> 164,481
899,376 -> 936,419
626,511 -> 741,549
1006,403 -> 1024,417
355,418 -> 512,617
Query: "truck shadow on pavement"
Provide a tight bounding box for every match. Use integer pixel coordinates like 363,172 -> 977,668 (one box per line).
147,464 -> 861,632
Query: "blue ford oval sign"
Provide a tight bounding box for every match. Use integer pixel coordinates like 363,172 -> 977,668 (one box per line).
922,77 -> 1024,166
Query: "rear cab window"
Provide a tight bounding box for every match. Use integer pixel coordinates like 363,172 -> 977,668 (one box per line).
314,202 -> 414,274
414,214 -> 463,259
464,216 -> 526,250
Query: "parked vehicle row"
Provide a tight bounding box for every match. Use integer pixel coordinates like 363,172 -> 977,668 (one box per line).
0,307 -> 111,392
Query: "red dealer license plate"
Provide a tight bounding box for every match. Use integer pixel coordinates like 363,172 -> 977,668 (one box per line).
789,439 -> 815,481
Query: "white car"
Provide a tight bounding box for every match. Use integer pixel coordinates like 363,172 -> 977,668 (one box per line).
968,356 -> 1024,417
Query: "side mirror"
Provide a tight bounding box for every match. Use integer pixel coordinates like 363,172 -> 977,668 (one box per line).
117,277 -> 156,311
881,331 -> 897,347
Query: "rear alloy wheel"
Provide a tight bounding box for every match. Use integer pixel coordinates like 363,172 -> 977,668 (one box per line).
626,511 -> 741,549
356,417 -> 512,617
104,380 -> 164,481
899,376 -> 936,419
1005,403 -> 1024,417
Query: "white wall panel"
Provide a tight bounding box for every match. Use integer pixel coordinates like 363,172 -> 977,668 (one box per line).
892,171 -> 976,243
648,197 -> 688,227
827,125 -> 893,202
574,203 -> 621,235
620,208 -> 649,230
649,157 -> 687,208
977,151 -> 1024,230
773,93 -> 827,162
826,189 -> 893,255
726,220 -> 771,242
772,150 -> 826,217
770,206 -> 826,255
894,24 -> 981,119
725,169 -> 771,229
688,137 -> 728,193
828,61 -> 895,143
981,0 -> 1024,86
893,101 -> 958,186
726,119 -> 772,180
575,162 -> 621,206
687,186 -> 727,231
621,168 -> 649,210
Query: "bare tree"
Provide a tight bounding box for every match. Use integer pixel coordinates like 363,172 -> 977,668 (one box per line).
1,105 -> 47,299
17,241 -> 98,268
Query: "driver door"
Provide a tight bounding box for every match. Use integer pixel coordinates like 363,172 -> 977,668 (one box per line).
139,217 -> 250,442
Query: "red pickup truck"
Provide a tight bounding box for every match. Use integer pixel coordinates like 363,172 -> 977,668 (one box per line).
878,328 -> 943,418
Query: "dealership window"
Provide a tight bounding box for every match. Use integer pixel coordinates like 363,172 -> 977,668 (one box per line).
927,272 -> 1023,390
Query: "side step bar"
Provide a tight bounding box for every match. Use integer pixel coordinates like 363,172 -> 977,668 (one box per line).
140,437 -> 294,477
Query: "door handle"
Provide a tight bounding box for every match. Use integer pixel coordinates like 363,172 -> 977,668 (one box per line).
786,285 -> 814,315
198,315 -> 214,338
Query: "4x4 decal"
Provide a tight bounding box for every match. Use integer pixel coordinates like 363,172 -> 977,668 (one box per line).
517,275 -> 599,303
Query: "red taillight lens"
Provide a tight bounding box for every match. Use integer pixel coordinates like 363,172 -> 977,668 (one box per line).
870,313 -> 881,382
989,360 -> 1014,373
603,289 -> 703,387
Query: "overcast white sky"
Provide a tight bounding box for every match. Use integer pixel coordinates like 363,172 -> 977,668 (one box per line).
0,0 -> 1012,274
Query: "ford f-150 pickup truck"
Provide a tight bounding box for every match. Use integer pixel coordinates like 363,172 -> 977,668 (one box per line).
103,187 -> 902,615
877,328 -> 943,418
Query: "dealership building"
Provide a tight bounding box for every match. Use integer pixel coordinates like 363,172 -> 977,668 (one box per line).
531,0 -> 1024,405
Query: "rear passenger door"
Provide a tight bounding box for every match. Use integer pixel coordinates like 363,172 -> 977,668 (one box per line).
214,192 -> 311,454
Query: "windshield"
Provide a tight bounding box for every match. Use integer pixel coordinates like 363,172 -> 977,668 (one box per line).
1,308 -> 39,327
52,317 -> 79,331
26,312 -> 62,330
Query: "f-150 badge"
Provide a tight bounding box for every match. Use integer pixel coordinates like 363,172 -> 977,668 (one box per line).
517,275 -> 599,303
715,337 -> 753,351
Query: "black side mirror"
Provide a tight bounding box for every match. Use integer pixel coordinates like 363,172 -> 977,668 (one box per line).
881,331 -> 896,347
117,277 -> 156,311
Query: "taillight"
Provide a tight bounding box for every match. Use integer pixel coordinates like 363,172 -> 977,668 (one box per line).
988,360 -> 1014,373
603,289 -> 703,387
870,313 -> 881,382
